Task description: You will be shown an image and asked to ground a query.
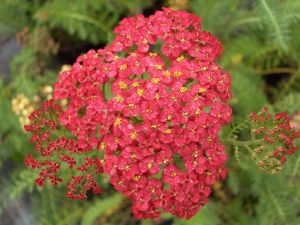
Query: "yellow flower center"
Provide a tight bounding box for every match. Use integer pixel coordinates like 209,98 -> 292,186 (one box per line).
164,129 -> 172,134
164,70 -> 171,77
195,108 -> 201,115
179,87 -> 188,93
149,52 -> 157,57
151,124 -> 157,129
198,87 -> 207,93
182,112 -> 188,116
128,103 -> 135,108
176,55 -> 184,62
134,61 -> 140,67
151,78 -> 160,84
173,71 -> 182,77
192,151 -> 198,158
115,95 -> 124,102
130,131 -> 138,139
137,89 -> 144,96
155,64 -> 162,71
119,64 -> 127,70
114,117 -> 122,126
100,142 -> 106,150
155,93 -> 160,100
118,81 -> 128,89
133,175 -> 141,181
171,171 -> 177,177
132,82 -> 140,87
125,165 -> 130,171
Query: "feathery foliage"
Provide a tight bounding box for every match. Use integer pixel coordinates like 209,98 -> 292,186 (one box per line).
0,0 -> 299,224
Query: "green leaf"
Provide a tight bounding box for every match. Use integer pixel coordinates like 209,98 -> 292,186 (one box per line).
141,219 -> 155,225
173,203 -> 220,225
257,0 -> 290,51
81,193 -> 123,225
230,66 -> 267,117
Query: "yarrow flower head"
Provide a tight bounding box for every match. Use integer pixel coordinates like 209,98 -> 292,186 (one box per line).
249,107 -> 300,174
25,8 -> 232,219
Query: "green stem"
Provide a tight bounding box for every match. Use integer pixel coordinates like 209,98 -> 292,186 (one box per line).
292,153 -> 300,176
220,138 -> 264,146
250,125 -> 255,141
243,144 -> 254,154
266,186 -> 287,222
234,146 -> 243,167
257,67 -> 295,76
260,0 -> 286,50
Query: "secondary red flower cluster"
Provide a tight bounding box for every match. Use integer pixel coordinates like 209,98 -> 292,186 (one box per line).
249,107 -> 300,174
25,8 -> 232,219
25,100 -> 104,199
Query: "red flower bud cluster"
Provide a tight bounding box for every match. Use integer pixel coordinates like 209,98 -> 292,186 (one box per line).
249,107 -> 300,174
25,8 -> 232,219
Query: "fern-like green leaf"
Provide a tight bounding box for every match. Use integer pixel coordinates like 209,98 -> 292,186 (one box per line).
230,66 -> 267,117
258,0 -> 289,50
9,169 -> 38,200
34,0 -> 151,44
227,119 -> 250,138
273,92 -> 300,114
173,203 -> 220,225
81,193 -> 123,225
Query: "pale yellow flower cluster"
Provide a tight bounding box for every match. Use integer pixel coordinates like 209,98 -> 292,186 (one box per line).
168,0 -> 189,10
290,111 -> 300,129
11,94 -> 40,129
40,85 -> 53,100
11,64 -> 72,130
58,65 -> 72,107
60,64 -> 72,73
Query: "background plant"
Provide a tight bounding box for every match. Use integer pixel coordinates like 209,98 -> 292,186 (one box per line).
0,0 -> 299,225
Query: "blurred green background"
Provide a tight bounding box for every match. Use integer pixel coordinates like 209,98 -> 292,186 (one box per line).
0,0 -> 300,225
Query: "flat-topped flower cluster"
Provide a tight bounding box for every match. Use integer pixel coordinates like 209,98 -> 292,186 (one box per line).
25,8 -> 232,219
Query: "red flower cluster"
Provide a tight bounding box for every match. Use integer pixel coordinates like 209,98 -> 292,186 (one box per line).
25,8 -> 232,219
25,100 -> 104,199
249,107 -> 300,174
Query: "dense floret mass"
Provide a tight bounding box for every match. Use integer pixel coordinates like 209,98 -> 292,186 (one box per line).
25,8 -> 232,219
